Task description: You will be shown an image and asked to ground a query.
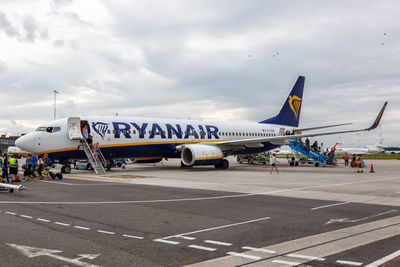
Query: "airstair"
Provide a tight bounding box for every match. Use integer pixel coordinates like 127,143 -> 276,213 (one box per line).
67,117 -> 107,175
82,140 -> 107,175
288,138 -> 335,166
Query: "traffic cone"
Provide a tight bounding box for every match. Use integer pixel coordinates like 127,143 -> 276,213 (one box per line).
370,163 -> 375,173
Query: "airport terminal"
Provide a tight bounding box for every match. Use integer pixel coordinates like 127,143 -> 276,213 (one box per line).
1,1 -> 399,267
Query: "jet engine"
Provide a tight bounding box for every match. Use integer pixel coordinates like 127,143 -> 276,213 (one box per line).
181,144 -> 229,169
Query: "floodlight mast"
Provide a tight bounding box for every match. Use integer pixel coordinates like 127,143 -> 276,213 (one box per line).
53,90 -> 59,120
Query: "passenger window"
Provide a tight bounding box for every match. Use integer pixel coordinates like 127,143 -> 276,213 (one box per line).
107,130 -> 111,134
133,130 -> 136,134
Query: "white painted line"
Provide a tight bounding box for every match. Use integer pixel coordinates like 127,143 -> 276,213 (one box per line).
74,226 -> 91,230
54,222 -> 70,227
242,246 -> 276,254
188,245 -> 216,252
5,211 -> 17,215
39,180 -> 75,185
97,230 -> 115,235
336,260 -> 363,266
3,176 -> 400,205
162,217 -> 270,239
204,240 -> 232,246
272,260 -> 301,266
311,202 -> 350,210
36,218 -> 50,222
175,235 -> 196,240
365,249 -> 400,267
153,239 -> 180,245
20,215 -> 33,219
122,234 -> 144,240
286,253 -> 325,261
227,252 -> 261,260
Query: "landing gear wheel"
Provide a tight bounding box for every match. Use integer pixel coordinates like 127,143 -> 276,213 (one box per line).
49,171 -> 55,179
215,159 -> 229,169
63,166 -> 71,174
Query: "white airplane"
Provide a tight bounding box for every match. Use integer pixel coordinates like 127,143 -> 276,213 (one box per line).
335,138 -> 385,155
7,146 -> 29,156
15,76 -> 387,173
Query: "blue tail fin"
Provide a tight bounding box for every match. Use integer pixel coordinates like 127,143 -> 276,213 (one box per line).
260,76 -> 305,127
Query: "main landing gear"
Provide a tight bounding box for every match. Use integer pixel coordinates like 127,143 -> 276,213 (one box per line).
215,159 -> 229,170
61,165 -> 71,174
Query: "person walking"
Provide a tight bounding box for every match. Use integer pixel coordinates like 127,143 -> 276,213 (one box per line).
270,153 -> 280,174
2,153 -> 9,183
343,153 -> 349,166
8,155 -> 18,183
43,154 -> 51,181
37,156 -> 44,180
82,125 -> 89,141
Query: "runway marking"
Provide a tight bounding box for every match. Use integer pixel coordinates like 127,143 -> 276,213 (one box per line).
74,226 -> 91,230
97,230 -> 115,235
272,259 -> 301,266
242,246 -> 276,254
122,234 -> 144,240
54,222 -> 70,227
1,176 -> 399,205
324,210 -> 398,225
175,235 -> 196,240
365,249 -> 400,267
20,215 -> 33,219
311,202 -> 350,210
286,253 -> 325,261
36,218 -> 50,222
5,211 -> 17,215
227,252 -> 261,260
204,240 -> 232,246
153,239 -> 180,245
188,245 -> 216,252
336,260 -> 363,266
39,180 -> 75,185
69,176 -> 127,183
162,217 -> 270,240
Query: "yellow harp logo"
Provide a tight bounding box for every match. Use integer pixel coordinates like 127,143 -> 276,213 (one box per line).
288,95 -> 302,119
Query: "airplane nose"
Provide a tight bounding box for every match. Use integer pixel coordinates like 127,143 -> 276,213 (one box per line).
15,134 -> 36,153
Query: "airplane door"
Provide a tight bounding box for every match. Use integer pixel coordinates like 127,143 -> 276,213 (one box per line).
67,117 -> 83,140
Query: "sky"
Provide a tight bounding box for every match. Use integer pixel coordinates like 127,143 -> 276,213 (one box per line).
0,0 -> 398,147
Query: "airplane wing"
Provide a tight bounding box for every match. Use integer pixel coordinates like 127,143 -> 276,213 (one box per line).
206,101 -> 388,149
294,122 -> 352,133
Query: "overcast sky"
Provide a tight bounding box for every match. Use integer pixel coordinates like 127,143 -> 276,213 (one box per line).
0,0 -> 398,147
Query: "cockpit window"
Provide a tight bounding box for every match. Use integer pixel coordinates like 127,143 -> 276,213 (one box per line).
52,127 -> 61,133
36,127 -> 47,131
46,127 -> 53,133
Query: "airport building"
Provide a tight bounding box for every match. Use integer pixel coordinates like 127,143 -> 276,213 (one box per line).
0,134 -> 20,155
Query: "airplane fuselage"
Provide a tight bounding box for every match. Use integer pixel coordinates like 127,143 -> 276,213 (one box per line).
17,116 -> 291,160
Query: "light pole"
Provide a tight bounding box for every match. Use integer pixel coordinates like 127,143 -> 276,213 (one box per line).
53,90 -> 59,120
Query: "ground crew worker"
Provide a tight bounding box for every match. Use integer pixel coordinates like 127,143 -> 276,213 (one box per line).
2,153 -> 9,183
8,155 -> 18,183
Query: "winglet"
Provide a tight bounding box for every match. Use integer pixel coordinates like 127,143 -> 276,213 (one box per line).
366,102 -> 387,131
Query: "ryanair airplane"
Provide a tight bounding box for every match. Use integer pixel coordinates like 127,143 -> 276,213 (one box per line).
16,76 -> 387,171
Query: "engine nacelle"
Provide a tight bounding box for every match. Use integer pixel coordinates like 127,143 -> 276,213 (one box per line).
181,144 -> 223,166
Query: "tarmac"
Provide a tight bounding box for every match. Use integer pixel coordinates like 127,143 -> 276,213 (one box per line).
0,158 -> 399,267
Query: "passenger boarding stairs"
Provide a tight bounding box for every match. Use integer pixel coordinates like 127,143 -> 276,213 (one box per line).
82,140 -> 107,175
288,139 -> 335,165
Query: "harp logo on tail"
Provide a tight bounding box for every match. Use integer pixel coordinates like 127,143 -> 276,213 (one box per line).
288,95 -> 302,119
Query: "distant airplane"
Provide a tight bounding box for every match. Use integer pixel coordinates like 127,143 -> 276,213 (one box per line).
7,146 -> 29,156
335,138 -> 385,155
15,76 -> 387,173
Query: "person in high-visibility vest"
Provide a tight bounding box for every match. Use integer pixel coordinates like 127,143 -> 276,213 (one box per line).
2,153 -> 9,183
8,155 -> 18,183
